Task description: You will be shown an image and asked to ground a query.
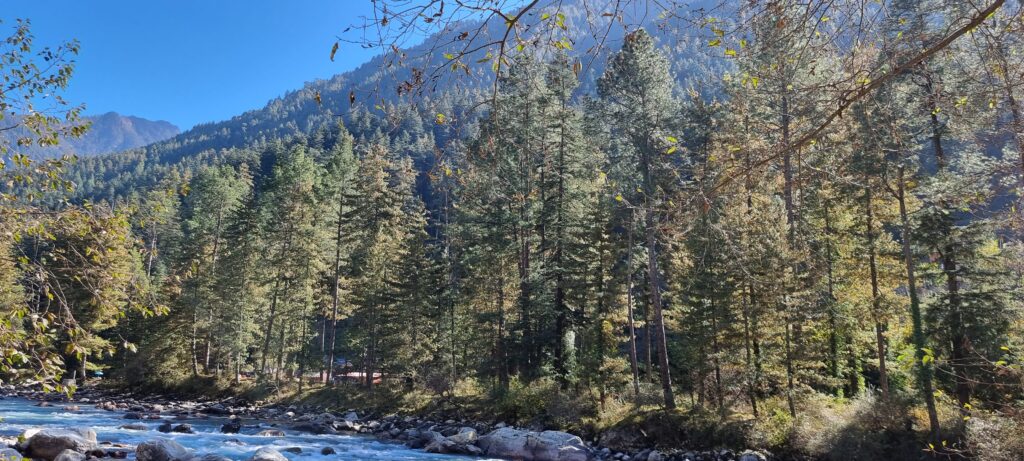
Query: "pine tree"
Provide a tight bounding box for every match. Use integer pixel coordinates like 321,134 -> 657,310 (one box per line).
598,28 -> 680,409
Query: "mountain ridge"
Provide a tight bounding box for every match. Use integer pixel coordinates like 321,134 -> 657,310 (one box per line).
8,112 -> 180,159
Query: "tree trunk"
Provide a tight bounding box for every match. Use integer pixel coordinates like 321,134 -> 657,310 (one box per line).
823,200 -> 842,395
925,74 -> 971,420
641,153 -> 675,410
625,211 -> 641,397
865,188 -> 889,399
896,166 -> 942,440
260,275 -> 283,374
497,271 -> 509,392
327,197 -> 345,385
780,90 -> 797,418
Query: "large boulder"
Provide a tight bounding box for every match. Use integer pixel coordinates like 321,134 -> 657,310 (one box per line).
24,428 -> 98,461
136,439 -> 193,461
247,448 -> 288,461
478,427 -> 591,461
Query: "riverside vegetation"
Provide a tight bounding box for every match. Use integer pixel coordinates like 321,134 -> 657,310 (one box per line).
3,1 -> 1024,460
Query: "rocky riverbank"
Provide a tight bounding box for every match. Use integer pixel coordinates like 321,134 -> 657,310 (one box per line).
1,386 -> 773,461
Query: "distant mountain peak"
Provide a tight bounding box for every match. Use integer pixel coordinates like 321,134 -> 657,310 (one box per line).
7,112 -> 181,159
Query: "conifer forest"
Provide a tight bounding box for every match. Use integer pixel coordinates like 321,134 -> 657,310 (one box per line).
3,1 -> 1024,459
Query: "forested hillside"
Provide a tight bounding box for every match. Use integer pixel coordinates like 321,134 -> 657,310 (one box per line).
63,2 -> 719,204
4,1 -> 1024,460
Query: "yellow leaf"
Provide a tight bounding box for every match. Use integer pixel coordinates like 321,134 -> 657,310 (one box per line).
725,48 -> 737,57
614,194 -> 623,202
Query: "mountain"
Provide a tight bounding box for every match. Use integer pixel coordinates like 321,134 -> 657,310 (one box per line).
74,112 -> 180,156
67,1 -> 718,202
9,112 -> 180,159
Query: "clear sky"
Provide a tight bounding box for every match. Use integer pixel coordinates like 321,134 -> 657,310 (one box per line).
3,1 -> 381,130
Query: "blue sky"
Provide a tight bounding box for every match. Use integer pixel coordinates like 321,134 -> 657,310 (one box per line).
3,1 -> 382,130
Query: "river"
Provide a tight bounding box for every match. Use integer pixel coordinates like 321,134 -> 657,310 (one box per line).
0,397 -> 497,461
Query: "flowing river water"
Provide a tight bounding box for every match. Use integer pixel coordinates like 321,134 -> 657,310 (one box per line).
0,397 -> 497,461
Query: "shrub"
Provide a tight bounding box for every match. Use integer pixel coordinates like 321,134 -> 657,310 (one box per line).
965,412 -> 1024,461
492,377 -> 598,431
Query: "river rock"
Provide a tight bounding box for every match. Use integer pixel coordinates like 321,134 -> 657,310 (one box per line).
124,412 -> 144,420
119,424 -> 149,431
447,427 -> 478,445
281,447 -> 301,454
25,428 -> 98,460
171,424 -> 194,434
136,439 -> 193,461
157,422 -> 173,433
332,420 -> 360,432
202,404 -> 230,416
407,430 -> 443,450
0,448 -> 24,461
738,450 -> 768,461
423,434 -> 456,454
248,447 -> 288,461
320,447 -> 336,455
52,449 -> 85,461
255,429 -> 285,437
478,427 -> 590,461
188,455 -> 230,461
220,420 -> 242,434
291,422 -> 335,435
